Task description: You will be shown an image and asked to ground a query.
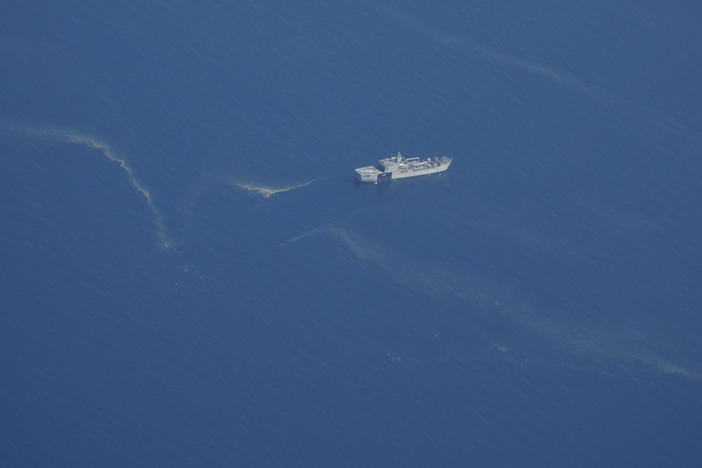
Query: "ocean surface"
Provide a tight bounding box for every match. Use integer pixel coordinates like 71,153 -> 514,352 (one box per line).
2,1 -> 702,466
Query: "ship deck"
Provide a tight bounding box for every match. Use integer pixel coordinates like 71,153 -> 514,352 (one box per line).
355,166 -> 381,176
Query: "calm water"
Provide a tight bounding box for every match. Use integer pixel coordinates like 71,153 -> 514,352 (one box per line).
2,1 -> 702,466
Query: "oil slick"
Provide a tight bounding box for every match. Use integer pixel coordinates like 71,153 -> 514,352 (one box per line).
288,224 -> 700,381
375,4 -> 577,86
374,4 -> 702,143
1,123 -> 175,250
236,179 -> 317,198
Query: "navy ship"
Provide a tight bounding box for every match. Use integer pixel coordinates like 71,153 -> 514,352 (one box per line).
355,152 -> 452,183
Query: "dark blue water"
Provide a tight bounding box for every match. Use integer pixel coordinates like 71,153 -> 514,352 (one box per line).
2,1 -> 702,466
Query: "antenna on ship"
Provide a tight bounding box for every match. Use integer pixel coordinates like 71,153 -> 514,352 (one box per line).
397,152 -> 402,162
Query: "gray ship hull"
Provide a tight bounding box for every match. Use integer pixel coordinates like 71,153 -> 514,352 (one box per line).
355,153 -> 452,183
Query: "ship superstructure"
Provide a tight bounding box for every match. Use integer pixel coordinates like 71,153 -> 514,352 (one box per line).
355,153 -> 452,183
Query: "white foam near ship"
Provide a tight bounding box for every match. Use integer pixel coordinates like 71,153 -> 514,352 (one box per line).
355,152 -> 452,183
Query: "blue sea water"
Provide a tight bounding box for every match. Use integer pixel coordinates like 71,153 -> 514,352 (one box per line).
2,1 -> 702,466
